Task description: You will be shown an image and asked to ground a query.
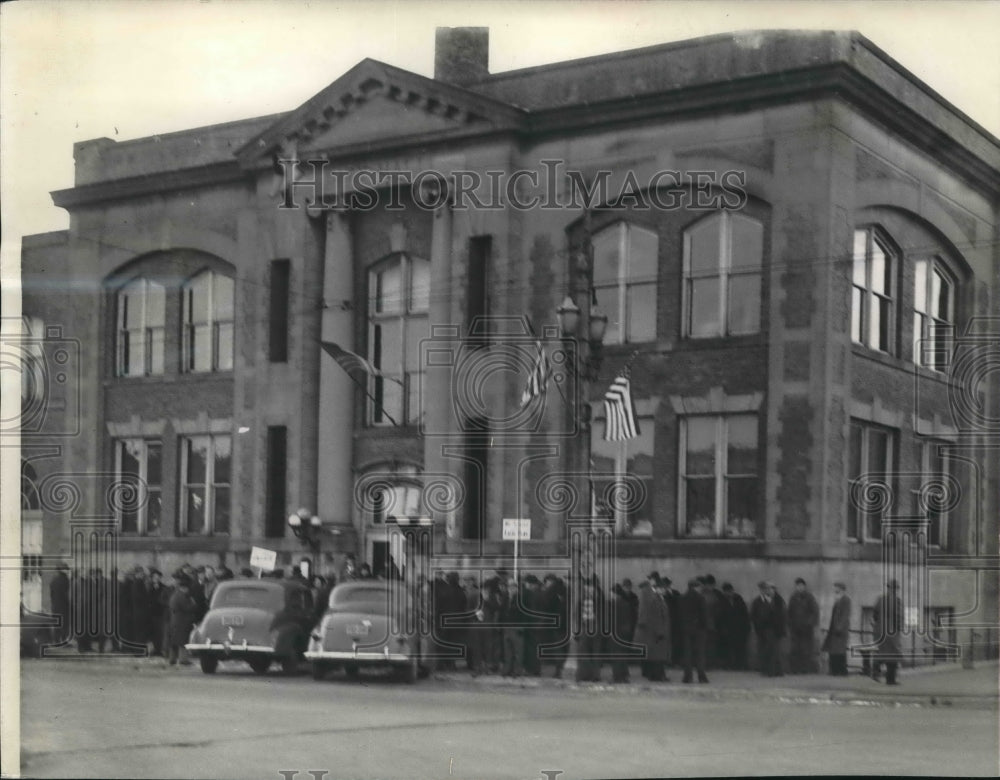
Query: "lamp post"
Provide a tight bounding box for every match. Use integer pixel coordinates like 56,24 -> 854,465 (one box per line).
287,507 -> 323,554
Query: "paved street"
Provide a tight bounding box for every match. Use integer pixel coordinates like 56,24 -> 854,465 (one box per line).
20,659 -> 999,779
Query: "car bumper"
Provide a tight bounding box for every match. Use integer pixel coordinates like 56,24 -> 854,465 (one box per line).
184,641 -> 276,656
305,648 -> 411,663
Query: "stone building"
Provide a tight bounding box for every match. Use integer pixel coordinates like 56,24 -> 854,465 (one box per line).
21,28 -> 999,651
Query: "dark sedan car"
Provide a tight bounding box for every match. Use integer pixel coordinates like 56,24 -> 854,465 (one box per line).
20,604 -> 57,658
305,581 -> 425,683
185,579 -> 315,675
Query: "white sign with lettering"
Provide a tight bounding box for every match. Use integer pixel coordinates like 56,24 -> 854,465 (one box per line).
502,518 -> 531,541
249,546 -> 277,572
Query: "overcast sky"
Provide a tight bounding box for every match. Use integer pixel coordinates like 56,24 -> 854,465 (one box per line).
2,0 -> 999,253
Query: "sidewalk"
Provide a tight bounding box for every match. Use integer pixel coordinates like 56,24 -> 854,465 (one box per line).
431,661 -> 1000,709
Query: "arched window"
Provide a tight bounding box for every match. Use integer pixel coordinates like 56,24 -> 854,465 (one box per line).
852,227 -> 896,354
367,254 -> 430,426
683,213 -> 763,338
913,258 -> 955,371
182,271 -> 234,372
592,222 -> 658,344
116,278 -> 165,376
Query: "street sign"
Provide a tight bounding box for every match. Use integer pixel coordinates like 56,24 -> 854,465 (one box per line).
502,518 -> 531,540
249,546 -> 277,571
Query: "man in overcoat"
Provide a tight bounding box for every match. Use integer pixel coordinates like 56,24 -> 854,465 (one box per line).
787,577 -> 820,673
633,574 -> 670,682
750,581 -> 786,677
872,579 -> 903,685
821,581 -> 851,676
166,576 -> 198,666
538,574 -> 568,678
680,578 -> 709,683
719,582 -> 750,669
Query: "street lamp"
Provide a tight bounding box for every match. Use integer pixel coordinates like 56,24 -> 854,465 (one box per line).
557,295 -> 608,382
287,507 -> 323,553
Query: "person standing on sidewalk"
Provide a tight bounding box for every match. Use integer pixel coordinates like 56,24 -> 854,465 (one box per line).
873,579 -> 903,685
719,582 -> 750,670
634,573 -> 670,681
787,577 -> 820,673
822,581 -> 851,676
166,576 -> 198,666
680,578 -> 709,684
750,581 -> 786,677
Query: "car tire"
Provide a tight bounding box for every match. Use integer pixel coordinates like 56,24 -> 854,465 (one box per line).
401,655 -> 418,684
344,664 -> 360,680
280,654 -> 299,676
200,656 -> 219,675
249,657 -> 271,675
311,661 -> 328,681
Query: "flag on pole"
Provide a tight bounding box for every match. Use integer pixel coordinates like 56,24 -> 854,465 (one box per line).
603,371 -> 639,442
520,340 -> 552,408
321,341 -> 403,385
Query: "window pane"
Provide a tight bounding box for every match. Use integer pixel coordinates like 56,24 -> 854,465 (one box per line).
685,478 -> 716,537
215,275 -> 235,322
401,486 -> 422,517
147,489 -> 162,535
870,242 -> 887,295
687,218 -> 720,275
726,416 -> 758,474
192,324 -> 212,371
217,322 -> 234,370
213,436 -> 231,484
689,277 -> 721,337
121,283 -> 144,329
725,477 -> 758,538
868,294 -> 881,350
381,376 -> 404,423
377,263 -> 403,314
186,487 -> 206,534
730,217 -> 763,271
914,312 -> 925,365
379,320 -> 402,372
186,274 -> 211,324
594,284 -> 621,344
120,502 -> 138,534
685,417 -> 716,475
406,372 -> 424,426
147,282 -> 165,326
727,273 -> 761,334
405,316 -> 428,372
627,226 -> 658,281
146,442 -> 162,486
852,231 -> 868,286
124,330 -> 144,377
867,429 -> 889,476
149,328 -> 164,375
409,257 -> 430,312
120,440 -> 141,477
914,260 -> 928,314
186,437 -> 209,484
851,288 -> 863,343
592,225 -> 621,286
877,296 -> 891,351
627,283 -> 656,342
213,487 -> 231,534
933,268 -> 951,321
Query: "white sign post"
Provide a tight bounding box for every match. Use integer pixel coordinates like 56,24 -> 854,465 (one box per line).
249,546 -> 277,578
502,518 -> 531,583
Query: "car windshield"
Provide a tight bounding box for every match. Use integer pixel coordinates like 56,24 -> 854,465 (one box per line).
211,585 -> 283,611
328,585 -> 407,611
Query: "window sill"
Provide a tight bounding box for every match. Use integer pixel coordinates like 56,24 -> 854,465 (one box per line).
105,372 -> 234,387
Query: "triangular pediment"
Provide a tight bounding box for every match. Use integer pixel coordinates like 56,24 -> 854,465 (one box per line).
237,60 -> 524,166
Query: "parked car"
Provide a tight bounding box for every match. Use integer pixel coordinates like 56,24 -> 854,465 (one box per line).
306,581 -> 425,683
20,603 -> 56,658
185,579 -> 315,675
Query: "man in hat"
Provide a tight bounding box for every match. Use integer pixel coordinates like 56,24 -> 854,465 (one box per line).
719,582 -> 750,669
634,572 -> 670,681
822,582 -> 851,676
750,581 -> 786,677
873,579 -> 903,685
787,577 -> 820,673
680,578 -> 710,683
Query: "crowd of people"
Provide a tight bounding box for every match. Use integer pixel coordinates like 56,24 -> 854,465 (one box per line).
47,557 -> 868,681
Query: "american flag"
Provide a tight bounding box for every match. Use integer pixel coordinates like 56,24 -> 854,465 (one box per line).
603,371 -> 639,442
520,341 -> 551,407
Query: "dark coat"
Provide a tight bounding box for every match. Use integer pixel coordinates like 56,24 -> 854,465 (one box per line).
679,587 -> 709,634
821,595 -> 851,655
788,590 -> 820,634
633,583 -> 671,662
750,593 -> 787,639
721,592 -> 751,640
167,589 -> 199,646
873,592 -> 903,656
49,571 -> 70,617
538,582 -> 567,657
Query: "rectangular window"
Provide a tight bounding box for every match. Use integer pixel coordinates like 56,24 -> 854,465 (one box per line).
846,419 -> 896,541
113,438 -> 162,535
678,415 -> 759,538
268,260 -> 290,363
180,434 -> 231,535
467,235 -> 492,332
183,272 -> 235,373
683,213 -> 763,339
592,223 -> 658,344
913,259 -> 954,371
265,426 -> 287,538
914,439 -> 950,548
852,228 -> 895,354
590,414 -> 655,536
117,280 -> 165,377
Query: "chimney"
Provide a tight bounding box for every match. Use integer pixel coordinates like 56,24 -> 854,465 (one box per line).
434,27 -> 489,86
